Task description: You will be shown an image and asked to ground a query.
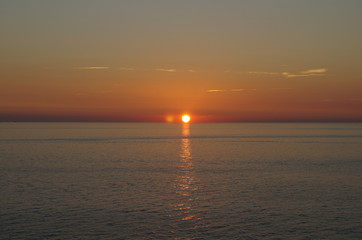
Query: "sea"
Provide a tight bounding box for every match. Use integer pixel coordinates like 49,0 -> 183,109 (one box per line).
1,122 -> 361,240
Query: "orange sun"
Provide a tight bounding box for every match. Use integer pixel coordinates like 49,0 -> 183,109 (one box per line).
182,114 -> 191,123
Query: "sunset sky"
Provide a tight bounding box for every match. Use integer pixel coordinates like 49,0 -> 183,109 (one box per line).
1,0 -> 362,122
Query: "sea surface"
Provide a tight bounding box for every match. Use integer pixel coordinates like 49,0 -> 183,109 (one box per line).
1,122 -> 361,240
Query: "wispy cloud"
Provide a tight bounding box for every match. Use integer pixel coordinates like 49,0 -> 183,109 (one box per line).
282,72 -> 310,78
155,68 -> 176,72
283,68 -> 328,78
74,67 -> 110,70
301,68 -> 327,74
207,89 -> 226,92
248,71 -> 279,75
207,88 -> 256,93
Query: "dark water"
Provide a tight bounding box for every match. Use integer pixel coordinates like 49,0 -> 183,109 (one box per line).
1,123 -> 361,239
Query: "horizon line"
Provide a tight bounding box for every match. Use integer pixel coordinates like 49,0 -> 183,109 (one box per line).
1,120 -> 362,123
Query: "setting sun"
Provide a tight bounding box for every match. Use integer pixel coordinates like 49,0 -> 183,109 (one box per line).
182,114 -> 191,123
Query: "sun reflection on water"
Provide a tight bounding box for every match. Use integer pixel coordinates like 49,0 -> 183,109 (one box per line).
174,123 -> 202,226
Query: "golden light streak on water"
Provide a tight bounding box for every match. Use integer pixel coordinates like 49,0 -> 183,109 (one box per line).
174,123 -> 202,226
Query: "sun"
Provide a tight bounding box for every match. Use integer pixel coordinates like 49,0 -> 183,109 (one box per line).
182,114 -> 191,123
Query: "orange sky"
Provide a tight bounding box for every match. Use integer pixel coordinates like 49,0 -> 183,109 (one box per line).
1,1 -> 362,122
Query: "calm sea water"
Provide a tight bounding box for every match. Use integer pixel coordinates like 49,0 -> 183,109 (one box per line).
1,123 -> 361,240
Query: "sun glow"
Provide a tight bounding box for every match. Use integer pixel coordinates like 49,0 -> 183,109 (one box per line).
182,114 -> 191,123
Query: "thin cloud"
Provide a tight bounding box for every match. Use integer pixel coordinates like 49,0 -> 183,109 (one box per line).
207,88 -> 256,93
283,68 -> 328,78
74,67 -> 110,70
282,72 -> 309,78
301,68 -> 327,74
248,71 -> 279,75
155,68 -> 176,72
207,89 -> 225,92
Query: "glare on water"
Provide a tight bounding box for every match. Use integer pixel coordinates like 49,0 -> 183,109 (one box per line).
175,123 -> 202,225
